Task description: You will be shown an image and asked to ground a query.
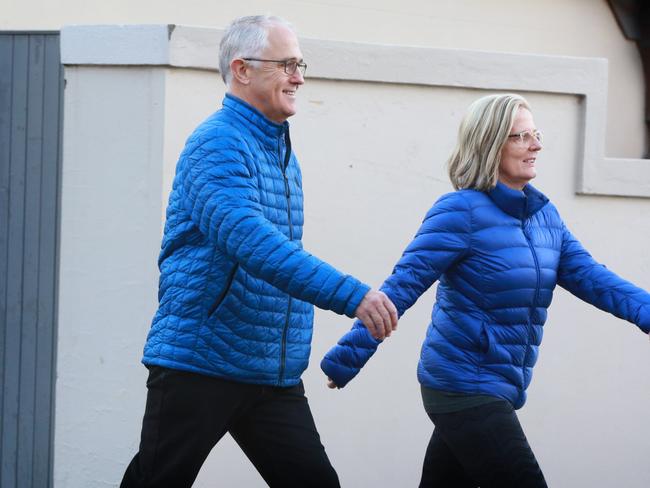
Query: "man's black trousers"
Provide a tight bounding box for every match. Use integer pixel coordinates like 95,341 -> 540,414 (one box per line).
121,366 -> 340,487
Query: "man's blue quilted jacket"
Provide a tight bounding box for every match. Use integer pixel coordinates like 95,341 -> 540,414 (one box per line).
143,94 -> 370,386
321,182 -> 650,408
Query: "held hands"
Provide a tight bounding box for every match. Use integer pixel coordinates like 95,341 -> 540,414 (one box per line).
325,290 -> 397,390
354,289 -> 398,340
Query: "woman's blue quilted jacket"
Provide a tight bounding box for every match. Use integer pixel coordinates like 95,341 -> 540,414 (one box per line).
321,182 -> 650,408
143,94 -> 370,386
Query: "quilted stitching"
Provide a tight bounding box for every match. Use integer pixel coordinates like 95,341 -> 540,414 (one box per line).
144,95 -> 370,386
322,182 -> 650,408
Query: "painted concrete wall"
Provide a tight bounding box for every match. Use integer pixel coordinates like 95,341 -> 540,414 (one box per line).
2,0 -> 646,161
55,24 -> 650,488
57,66 -> 166,486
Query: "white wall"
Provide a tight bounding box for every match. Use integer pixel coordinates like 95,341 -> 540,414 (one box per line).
57,66 -> 166,486
56,24 -> 650,488
2,0 -> 646,160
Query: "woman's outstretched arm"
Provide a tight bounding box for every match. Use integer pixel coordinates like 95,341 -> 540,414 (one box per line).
321,192 -> 473,388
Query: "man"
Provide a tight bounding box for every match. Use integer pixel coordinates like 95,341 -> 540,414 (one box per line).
121,15 -> 398,488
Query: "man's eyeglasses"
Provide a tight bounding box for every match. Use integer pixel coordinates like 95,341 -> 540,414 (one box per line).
243,58 -> 307,76
507,129 -> 543,145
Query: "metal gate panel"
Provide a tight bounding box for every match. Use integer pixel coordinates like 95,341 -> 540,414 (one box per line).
0,32 -> 62,488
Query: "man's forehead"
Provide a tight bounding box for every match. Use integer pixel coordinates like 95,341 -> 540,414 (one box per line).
264,25 -> 303,59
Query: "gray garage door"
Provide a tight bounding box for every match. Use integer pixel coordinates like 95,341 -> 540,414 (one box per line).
0,32 -> 62,488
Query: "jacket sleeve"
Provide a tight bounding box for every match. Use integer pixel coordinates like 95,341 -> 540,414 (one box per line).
558,223 -> 650,333
321,193 -> 473,387
180,137 -> 369,317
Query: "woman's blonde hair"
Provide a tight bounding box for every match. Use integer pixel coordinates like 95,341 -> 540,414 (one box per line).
448,93 -> 530,191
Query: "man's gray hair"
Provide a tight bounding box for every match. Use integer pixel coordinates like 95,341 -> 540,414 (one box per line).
219,15 -> 294,86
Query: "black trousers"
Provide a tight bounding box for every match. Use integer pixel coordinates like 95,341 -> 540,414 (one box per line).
121,366 -> 339,488
420,400 -> 548,488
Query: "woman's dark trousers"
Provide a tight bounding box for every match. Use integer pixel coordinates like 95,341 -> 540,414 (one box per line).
419,400 -> 547,488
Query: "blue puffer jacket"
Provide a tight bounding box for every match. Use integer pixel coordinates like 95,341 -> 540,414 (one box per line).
321,182 -> 650,408
143,94 -> 370,386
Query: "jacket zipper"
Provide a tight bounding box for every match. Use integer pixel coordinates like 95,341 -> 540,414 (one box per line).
278,130 -> 293,385
207,264 -> 238,317
521,219 -> 541,388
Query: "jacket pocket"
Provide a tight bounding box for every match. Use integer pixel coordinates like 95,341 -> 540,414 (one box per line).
208,265 -> 239,317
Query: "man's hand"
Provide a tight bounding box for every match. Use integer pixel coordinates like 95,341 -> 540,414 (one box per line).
354,290 -> 398,340
327,378 -> 337,389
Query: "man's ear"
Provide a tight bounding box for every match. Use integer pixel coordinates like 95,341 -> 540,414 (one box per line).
230,59 -> 250,85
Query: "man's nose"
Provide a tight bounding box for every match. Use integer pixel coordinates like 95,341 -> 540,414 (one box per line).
291,68 -> 305,84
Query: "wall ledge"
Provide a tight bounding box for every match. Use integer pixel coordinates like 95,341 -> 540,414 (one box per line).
60,23 -> 650,198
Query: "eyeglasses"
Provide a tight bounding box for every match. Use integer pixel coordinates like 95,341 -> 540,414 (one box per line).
242,58 -> 307,76
507,129 -> 543,145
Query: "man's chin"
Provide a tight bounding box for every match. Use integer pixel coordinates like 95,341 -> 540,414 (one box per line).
283,108 -> 297,119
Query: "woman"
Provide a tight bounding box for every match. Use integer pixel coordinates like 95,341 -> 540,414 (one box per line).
320,93 -> 650,487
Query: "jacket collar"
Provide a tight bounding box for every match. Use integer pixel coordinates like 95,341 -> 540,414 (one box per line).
487,181 -> 549,220
222,93 -> 289,140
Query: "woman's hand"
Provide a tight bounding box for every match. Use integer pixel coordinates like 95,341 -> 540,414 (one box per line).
327,377 -> 338,389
